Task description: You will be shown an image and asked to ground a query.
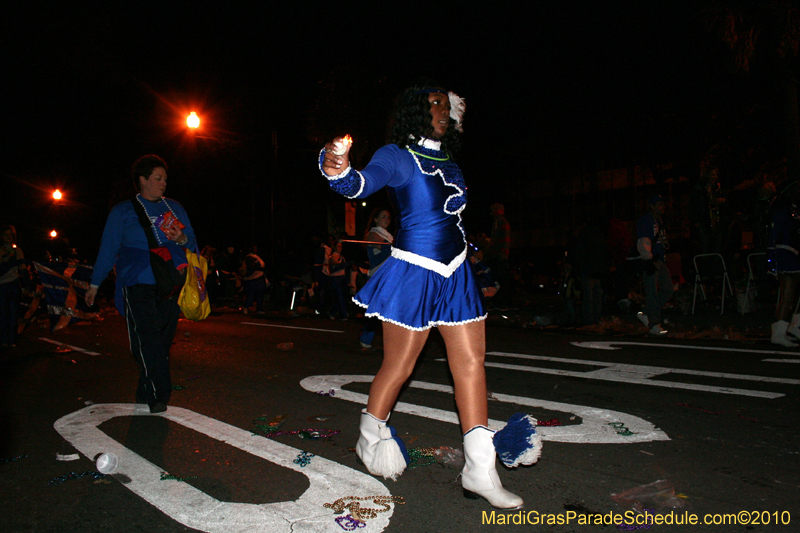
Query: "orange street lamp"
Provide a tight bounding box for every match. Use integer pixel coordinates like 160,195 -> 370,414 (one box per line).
187,111 -> 200,129
53,189 -> 62,201
50,230 -> 58,238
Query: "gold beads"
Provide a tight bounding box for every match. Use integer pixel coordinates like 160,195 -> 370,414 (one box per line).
323,495 -> 406,521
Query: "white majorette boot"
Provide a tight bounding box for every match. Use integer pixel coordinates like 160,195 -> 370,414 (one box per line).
771,320 -> 798,347
355,409 -> 409,481
788,314 -> 800,339
461,426 -> 524,509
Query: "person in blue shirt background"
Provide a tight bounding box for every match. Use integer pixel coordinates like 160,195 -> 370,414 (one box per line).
85,154 -> 196,413
636,195 -> 673,336
358,207 -> 393,348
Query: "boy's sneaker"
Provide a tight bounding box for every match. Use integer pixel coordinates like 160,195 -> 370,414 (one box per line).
636,312 -> 649,328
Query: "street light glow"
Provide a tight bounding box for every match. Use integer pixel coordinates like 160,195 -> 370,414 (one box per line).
50,230 -> 58,238
187,111 -> 200,129
53,189 -> 62,200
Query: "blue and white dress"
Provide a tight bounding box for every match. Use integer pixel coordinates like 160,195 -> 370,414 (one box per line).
320,138 -> 486,330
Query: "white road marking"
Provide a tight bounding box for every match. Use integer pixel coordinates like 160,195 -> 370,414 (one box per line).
300,375 -> 669,444
241,322 -> 343,333
477,352 -> 794,399
573,341 -> 800,367
54,404 -> 390,533
39,337 -> 100,356
489,352 -> 799,384
572,340 -> 799,357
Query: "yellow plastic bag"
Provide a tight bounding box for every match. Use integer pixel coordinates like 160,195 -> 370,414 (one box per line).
178,249 -> 211,321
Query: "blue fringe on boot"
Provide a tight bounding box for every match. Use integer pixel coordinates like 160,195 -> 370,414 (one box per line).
493,413 -> 542,468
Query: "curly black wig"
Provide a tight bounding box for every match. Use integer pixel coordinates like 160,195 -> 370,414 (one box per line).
389,80 -> 462,157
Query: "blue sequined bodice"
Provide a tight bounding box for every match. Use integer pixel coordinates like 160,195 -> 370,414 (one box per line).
322,140 -> 469,272
391,145 -> 467,265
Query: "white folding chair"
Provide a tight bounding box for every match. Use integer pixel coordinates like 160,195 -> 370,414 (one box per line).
692,253 -> 734,315
742,252 -> 766,315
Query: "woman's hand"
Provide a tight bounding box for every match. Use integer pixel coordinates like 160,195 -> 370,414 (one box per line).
165,226 -> 188,246
322,136 -> 351,176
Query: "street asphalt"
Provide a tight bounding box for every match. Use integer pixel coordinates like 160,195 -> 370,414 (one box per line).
1,299 -> 798,532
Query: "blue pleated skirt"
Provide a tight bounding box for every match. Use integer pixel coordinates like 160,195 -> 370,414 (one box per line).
353,256 -> 486,331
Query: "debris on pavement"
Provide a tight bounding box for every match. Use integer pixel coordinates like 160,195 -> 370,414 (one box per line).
611,479 -> 687,513
56,453 -> 80,461
49,471 -> 105,486
160,471 -> 197,482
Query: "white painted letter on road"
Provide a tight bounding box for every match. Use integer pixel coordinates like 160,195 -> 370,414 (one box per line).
300,375 -> 669,444
54,404 -> 391,533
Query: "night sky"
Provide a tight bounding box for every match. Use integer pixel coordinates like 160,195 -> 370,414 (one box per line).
4,2 -> 795,264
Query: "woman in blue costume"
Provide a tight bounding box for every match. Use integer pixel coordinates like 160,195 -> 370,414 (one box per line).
320,83 -> 526,509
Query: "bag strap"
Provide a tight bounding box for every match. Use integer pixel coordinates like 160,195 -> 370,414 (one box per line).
130,198 -> 160,249
132,198 -> 196,261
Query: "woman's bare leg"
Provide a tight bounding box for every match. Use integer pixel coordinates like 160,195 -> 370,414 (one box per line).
365,322 -> 430,419
439,320 -> 488,433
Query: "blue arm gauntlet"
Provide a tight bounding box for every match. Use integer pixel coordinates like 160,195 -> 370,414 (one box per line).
318,148 -> 365,199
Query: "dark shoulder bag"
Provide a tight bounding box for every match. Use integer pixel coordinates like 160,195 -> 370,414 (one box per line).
131,199 -> 185,298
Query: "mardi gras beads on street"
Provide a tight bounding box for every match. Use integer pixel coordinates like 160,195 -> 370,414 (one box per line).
408,447 -> 437,468
251,414 -> 288,436
252,424 -> 280,436
335,514 -> 366,530
160,472 -> 198,482
293,451 -> 315,467
608,422 -> 635,436
261,428 -> 341,439
537,418 -> 562,426
324,495 -> 405,522
49,470 -> 105,486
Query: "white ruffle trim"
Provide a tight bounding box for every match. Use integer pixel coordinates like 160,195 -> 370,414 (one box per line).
318,148 -> 353,178
390,247 -> 466,278
408,151 -> 466,217
417,137 -> 442,150
325,165 -> 352,179
408,136 -> 442,150
352,300 -> 488,331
